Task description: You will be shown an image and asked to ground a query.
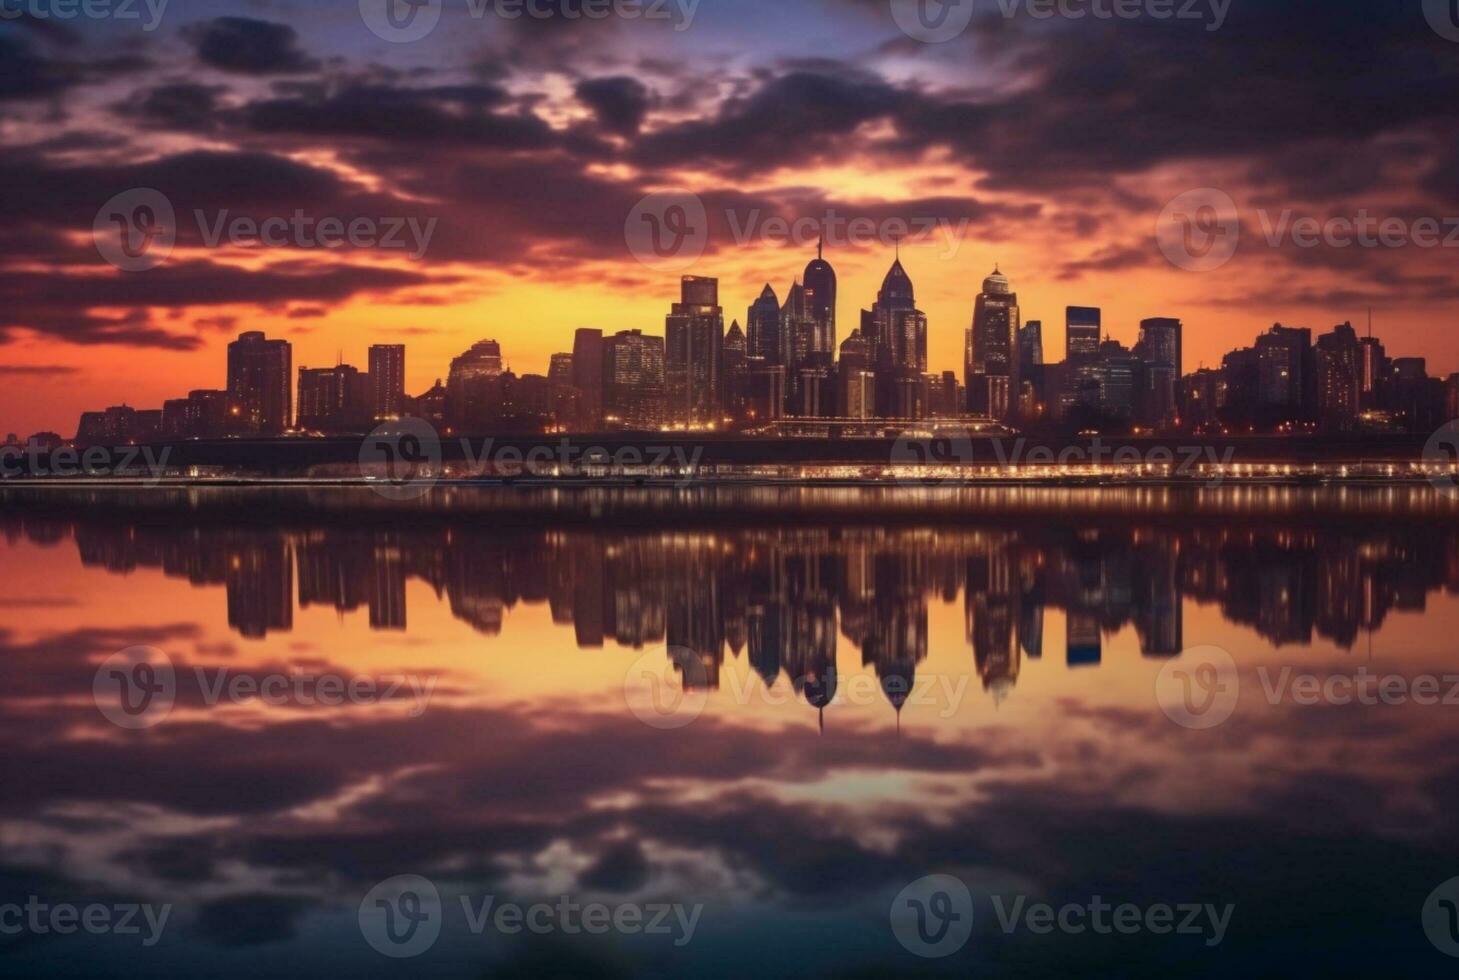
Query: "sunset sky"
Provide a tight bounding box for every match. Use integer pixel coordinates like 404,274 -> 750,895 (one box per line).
3,0 -> 1458,437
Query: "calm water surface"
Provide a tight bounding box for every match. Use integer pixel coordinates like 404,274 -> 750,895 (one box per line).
2,486 -> 1459,978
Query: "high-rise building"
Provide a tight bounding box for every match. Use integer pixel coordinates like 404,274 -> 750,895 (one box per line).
572,329 -> 605,430
549,353 -> 574,385
665,276 -> 724,427
368,345 -> 406,421
227,331 -> 292,434
802,237 -> 837,355
1182,368 -> 1223,429
1138,318 -> 1182,428
298,364 -> 365,432
1018,320 -> 1044,370
1255,323 -> 1312,418
1315,322 -> 1361,430
966,267 -> 1020,422
1065,307 -> 1102,363
747,284 -> 781,364
446,339 -> 505,432
838,329 -> 875,419
603,329 -> 666,429
866,254 -> 927,417
722,321 -> 748,424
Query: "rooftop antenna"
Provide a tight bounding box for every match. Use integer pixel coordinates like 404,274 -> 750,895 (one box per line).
817,234 -> 824,261
1367,307 -> 1373,339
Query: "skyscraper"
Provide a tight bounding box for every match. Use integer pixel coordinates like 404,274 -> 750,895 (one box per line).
572,329 -> 605,430
1137,318 -> 1181,428
665,276 -> 725,426
722,321 -> 748,423
747,284 -> 781,364
802,237 -> 837,355
965,267 -> 1020,422
603,329 -> 666,429
368,344 -> 406,421
227,331 -> 292,434
447,339 -> 504,432
1256,323 -> 1311,419
1315,323 -> 1361,430
1018,320 -> 1044,370
868,253 -> 927,417
1065,307 -> 1102,363
297,364 -> 365,432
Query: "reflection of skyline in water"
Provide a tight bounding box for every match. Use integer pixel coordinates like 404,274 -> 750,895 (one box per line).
4,494 -> 1459,978
8,516 -> 1452,703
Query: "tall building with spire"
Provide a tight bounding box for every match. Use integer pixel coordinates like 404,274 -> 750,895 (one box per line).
864,250 -> 927,417
802,237 -> 837,356
965,267 -> 1020,422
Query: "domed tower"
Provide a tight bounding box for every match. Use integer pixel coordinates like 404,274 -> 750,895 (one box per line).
803,237 -> 837,355
967,265 -> 1020,423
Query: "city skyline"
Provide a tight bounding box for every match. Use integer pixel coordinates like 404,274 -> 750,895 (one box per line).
26,240 -> 1458,445
4,3 -> 1459,437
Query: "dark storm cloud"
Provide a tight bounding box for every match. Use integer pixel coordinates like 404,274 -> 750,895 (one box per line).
0,30 -> 148,102
631,70 -> 908,175
237,82 -> 555,148
575,76 -> 651,135
184,17 -> 319,75
128,82 -> 227,130
885,1 -> 1459,197
0,148 -> 451,347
